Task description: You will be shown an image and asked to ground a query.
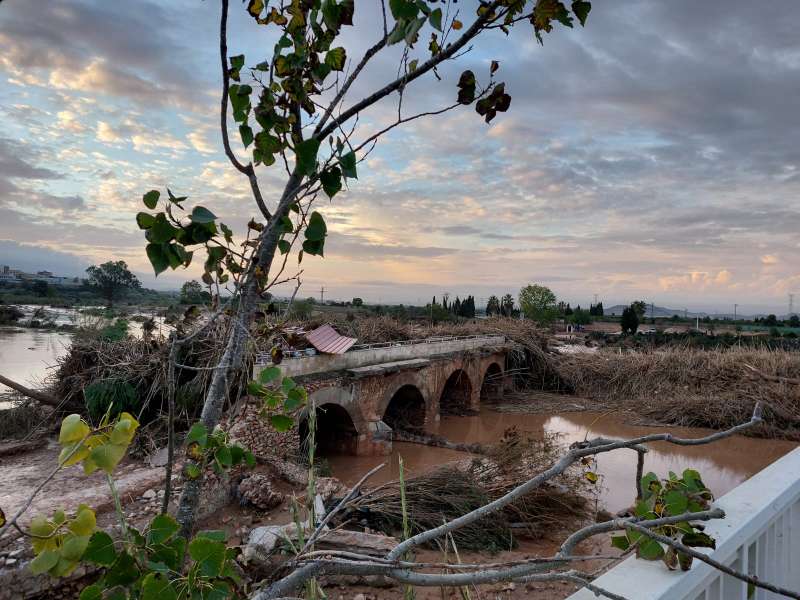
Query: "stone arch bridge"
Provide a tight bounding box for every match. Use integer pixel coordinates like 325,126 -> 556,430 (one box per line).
254,335 -> 513,455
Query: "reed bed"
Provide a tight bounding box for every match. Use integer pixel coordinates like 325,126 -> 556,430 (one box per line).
551,346 -> 800,437
343,428 -> 590,550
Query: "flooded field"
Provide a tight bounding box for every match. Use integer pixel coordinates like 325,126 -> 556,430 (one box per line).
327,409 -> 798,514
0,305 -> 168,406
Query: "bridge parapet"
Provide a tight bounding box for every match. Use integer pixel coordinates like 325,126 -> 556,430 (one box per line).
567,446 -> 800,600
254,334 -> 508,379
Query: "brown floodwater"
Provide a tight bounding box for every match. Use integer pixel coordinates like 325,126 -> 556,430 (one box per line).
326,410 -> 798,513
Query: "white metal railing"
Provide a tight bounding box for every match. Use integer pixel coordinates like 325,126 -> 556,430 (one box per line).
567,446 -> 800,600
254,334 -> 504,364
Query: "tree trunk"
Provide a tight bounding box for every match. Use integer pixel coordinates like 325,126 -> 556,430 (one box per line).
174,174 -> 297,539
0,373 -> 60,407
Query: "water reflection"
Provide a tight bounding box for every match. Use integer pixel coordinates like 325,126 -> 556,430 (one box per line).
0,328 -> 72,402
327,410 -> 798,513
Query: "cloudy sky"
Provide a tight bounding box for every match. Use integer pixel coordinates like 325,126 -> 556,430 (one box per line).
0,0 -> 798,314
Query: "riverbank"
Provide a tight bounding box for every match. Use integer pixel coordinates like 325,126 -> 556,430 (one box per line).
546,346 -> 800,438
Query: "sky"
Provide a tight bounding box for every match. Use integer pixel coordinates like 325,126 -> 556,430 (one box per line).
0,0 -> 798,315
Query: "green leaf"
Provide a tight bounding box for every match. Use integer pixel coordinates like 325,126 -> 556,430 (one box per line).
682,531 -> 716,549
184,463 -> 201,480
142,572 -> 178,600
259,366 -> 281,383
146,244 -> 169,276
69,505 -> 96,536
664,490 -> 689,515
340,151 -> 357,178
302,239 -> 325,257
610,535 -> 629,551
230,54 -> 245,70
389,0 -> 418,20
188,537 -> 226,578
89,442 -> 127,474
404,16 -> 425,45
186,422 -> 208,447
61,534 -> 90,561
143,190 -> 160,209
284,387 -> 307,411
270,414 -> 294,432
320,166 -> 342,198
278,239 -> 291,254
429,7 -> 442,31
29,549 -> 60,574
148,514 -> 180,545
104,552 -> 140,587
190,206 -> 217,224
83,531 -> 117,566
78,585 -> 104,600
239,124 -> 254,148
457,70 -> 476,104
572,0 -> 591,26
637,538 -> 665,560
215,446 -> 232,468
136,212 -> 156,229
59,414 -> 89,445
305,211 -> 327,241
244,450 -> 256,468
325,47 -> 347,71
147,214 -> 177,244
196,530 -> 226,542
295,138 -> 321,176
281,377 -> 296,393
682,469 -> 705,492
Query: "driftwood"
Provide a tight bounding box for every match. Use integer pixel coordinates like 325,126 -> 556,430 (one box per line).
0,373 -> 60,407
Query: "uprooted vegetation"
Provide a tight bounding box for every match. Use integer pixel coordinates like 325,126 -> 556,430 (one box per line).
340,428 -> 591,551
549,346 -> 800,438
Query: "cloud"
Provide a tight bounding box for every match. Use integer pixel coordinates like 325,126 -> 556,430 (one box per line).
761,254 -> 779,265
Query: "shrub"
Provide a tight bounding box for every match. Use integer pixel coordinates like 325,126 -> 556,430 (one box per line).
84,379 -> 140,423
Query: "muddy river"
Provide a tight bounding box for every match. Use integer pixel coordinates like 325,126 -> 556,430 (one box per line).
0,306 -> 168,406
327,410 -> 797,514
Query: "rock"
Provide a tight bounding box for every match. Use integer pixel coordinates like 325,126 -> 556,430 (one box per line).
353,594 -> 366,600
148,447 -> 170,468
142,489 -> 157,500
237,474 -> 284,510
316,477 -> 345,500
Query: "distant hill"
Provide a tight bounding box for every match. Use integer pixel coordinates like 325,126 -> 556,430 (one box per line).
604,305 -> 708,318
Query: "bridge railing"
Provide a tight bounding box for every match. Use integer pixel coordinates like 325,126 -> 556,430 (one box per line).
255,334 -> 505,365
567,446 -> 800,600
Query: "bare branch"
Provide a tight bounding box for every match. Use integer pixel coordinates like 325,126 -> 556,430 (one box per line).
219,0 -> 271,221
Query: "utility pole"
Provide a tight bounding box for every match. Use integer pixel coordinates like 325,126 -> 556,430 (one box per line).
593,293 -> 598,306
319,286 -> 325,305
684,308 -> 688,319
790,293 -> 795,317
734,303 -> 738,321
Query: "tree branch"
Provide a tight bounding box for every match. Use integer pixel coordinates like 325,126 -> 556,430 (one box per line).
220,0 -> 271,221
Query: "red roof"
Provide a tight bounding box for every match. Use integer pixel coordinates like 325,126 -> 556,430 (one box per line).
306,324 -> 357,354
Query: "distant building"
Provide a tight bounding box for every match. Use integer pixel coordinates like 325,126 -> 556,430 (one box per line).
0,265 -> 82,286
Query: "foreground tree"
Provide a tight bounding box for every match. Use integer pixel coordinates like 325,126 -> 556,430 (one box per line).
131,0 -> 600,541
519,283 -> 558,323
85,261 -> 141,308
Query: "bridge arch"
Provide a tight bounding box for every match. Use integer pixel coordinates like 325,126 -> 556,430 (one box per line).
299,403 -> 359,455
439,368 -> 473,415
300,386 -> 361,456
383,384 -> 426,432
480,362 -> 504,403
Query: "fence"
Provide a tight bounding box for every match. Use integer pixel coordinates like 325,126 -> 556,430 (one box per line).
567,446 -> 800,600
